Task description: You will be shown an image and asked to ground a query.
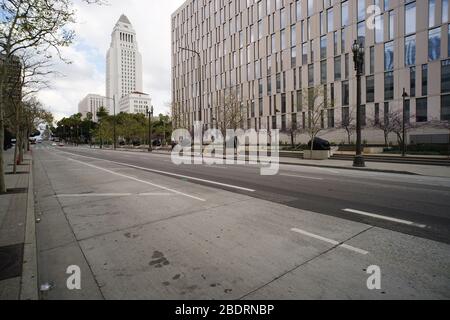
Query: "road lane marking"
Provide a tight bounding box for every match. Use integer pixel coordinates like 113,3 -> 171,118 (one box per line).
291,228 -> 369,255
65,157 -> 206,202
56,150 -> 256,193
343,209 -> 427,228
280,174 -> 324,180
56,193 -> 172,198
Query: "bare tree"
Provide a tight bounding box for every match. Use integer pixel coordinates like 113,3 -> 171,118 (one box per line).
338,106 -> 356,145
0,0 -> 103,193
300,85 -> 328,156
370,109 -> 416,148
215,90 -> 247,136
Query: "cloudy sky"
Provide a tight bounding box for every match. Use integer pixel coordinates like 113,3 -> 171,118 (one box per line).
37,0 -> 185,121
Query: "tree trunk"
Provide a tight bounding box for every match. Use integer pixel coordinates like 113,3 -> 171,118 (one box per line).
0,116 -> 5,193
19,130 -> 24,163
0,68 -> 6,193
13,110 -> 20,173
384,131 -> 389,147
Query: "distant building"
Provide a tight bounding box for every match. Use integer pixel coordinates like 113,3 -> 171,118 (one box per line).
106,14 -> 143,111
0,54 -> 22,107
119,91 -> 151,114
78,94 -> 107,122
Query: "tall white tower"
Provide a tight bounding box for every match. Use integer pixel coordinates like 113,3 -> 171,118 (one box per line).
106,14 -> 143,112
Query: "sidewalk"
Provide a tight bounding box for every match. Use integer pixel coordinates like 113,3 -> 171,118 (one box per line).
0,149 -> 38,300
82,146 -> 450,178
277,157 -> 450,177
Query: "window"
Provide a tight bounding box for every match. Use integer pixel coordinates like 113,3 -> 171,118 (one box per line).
375,15 -> 383,43
384,41 -> 394,71
291,47 -> 297,67
405,2 -> 416,35
422,64 -> 428,96
405,35 -> 416,66
416,98 -> 428,122
308,64 -> 314,86
441,95 -> 450,120
342,80 -> 349,106
358,0 -> 365,21
375,103 -> 380,124
357,21 -> 365,46
384,72 -> 394,101
366,75 -> 375,103
334,56 -> 341,80
327,8 -> 334,33
428,27 -> 441,61
342,107 -> 350,126
321,60 -> 327,84
410,67 -> 416,97
341,1 -> 349,27
405,100 -> 411,124
429,0 -> 436,28
320,35 -> 327,59
444,0 -> 449,23
442,59 -> 450,93
327,108 -> 335,128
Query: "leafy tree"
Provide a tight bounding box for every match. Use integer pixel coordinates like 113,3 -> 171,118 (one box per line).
0,0 -> 103,192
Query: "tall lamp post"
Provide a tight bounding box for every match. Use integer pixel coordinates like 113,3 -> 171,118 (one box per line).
352,40 -> 366,168
179,47 -> 202,123
146,105 -> 154,152
402,88 -> 409,157
105,96 -> 117,150
179,46 -> 203,151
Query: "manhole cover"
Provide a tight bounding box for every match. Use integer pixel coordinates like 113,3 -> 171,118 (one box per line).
0,244 -> 24,281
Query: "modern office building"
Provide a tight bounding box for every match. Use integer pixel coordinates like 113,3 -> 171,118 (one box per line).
171,0 -> 450,144
119,91 -> 152,114
78,94 -> 107,122
106,14 -> 143,111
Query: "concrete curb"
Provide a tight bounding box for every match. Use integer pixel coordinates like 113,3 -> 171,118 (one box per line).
19,155 -> 38,300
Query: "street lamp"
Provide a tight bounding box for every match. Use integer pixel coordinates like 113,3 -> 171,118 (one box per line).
146,105 -> 154,152
179,47 -> 202,124
402,88 -> 409,157
105,96 -> 117,150
352,40 -> 366,168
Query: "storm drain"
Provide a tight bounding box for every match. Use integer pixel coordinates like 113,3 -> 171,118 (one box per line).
0,244 -> 24,281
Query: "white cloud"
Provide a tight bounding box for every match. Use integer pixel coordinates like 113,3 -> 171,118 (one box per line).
37,0 -> 185,121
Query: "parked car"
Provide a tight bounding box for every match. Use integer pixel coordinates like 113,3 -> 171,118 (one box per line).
308,137 -> 331,151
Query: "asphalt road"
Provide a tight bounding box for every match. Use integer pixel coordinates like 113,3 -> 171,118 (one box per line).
50,145 -> 450,244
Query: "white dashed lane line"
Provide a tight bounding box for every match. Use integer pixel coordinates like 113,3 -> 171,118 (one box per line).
291,228 -> 369,255
343,208 -> 427,228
